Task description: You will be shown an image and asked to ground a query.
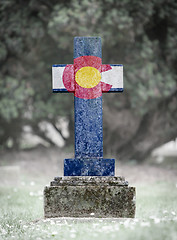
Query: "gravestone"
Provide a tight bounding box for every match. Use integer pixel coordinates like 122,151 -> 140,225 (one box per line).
44,37 -> 136,218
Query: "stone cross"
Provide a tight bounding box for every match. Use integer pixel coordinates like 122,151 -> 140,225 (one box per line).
52,37 -> 123,176
44,37 -> 135,219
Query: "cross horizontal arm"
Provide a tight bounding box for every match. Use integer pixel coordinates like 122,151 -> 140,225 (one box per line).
102,64 -> 123,92
53,64 -> 123,93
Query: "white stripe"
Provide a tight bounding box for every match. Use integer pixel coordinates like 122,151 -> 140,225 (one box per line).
52,67 -> 66,90
101,65 -> 123,89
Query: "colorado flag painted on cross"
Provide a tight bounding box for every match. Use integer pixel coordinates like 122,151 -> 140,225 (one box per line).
52,37 -> 123,176
52,60 -> 123,97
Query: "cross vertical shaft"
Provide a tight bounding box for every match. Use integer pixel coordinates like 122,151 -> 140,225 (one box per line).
74,38 -> 103,159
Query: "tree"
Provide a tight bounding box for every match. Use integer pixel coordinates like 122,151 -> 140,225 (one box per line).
0,0 -> 176,161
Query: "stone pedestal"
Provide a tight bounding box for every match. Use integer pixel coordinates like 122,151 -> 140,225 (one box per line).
44,176 -> 136,218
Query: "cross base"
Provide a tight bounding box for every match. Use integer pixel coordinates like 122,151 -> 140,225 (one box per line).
44,176 -> 136,218
64,158 -> 115,176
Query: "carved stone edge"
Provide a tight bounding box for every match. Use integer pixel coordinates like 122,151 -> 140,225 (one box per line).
50,176 -> 129,186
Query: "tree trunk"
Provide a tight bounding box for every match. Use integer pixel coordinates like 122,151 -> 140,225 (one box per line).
103,90 -> 177,161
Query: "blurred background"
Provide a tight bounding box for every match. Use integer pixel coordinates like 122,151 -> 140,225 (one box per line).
0,0 -> 177,165
1,2 -> 177,238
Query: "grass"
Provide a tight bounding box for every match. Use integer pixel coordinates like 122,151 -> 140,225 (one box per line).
0,179 -> 177,240
0,147 -> 177,239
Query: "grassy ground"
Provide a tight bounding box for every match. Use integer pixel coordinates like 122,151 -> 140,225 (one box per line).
0,148 -> 177,240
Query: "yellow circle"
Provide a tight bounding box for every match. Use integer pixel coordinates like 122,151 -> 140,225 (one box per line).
75,67 -> 101,88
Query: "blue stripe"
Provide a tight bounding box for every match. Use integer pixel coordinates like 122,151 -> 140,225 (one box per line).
110,64 -> 123,67
53,88 -> 123,93
53,89 -> 68,93
74,37 -> 102,59
52,64 -> 67,67
109,88 -> 124,92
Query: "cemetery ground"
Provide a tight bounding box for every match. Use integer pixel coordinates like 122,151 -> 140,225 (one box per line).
0,147 -> 177,240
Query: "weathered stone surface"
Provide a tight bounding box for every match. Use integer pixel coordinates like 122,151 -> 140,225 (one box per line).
51,176 -> 128,186
44,176 -> 136,218
47,37 -> 135,218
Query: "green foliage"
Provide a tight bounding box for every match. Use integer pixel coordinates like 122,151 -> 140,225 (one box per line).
0,76 -> 34,121
0,0 -> 176,149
